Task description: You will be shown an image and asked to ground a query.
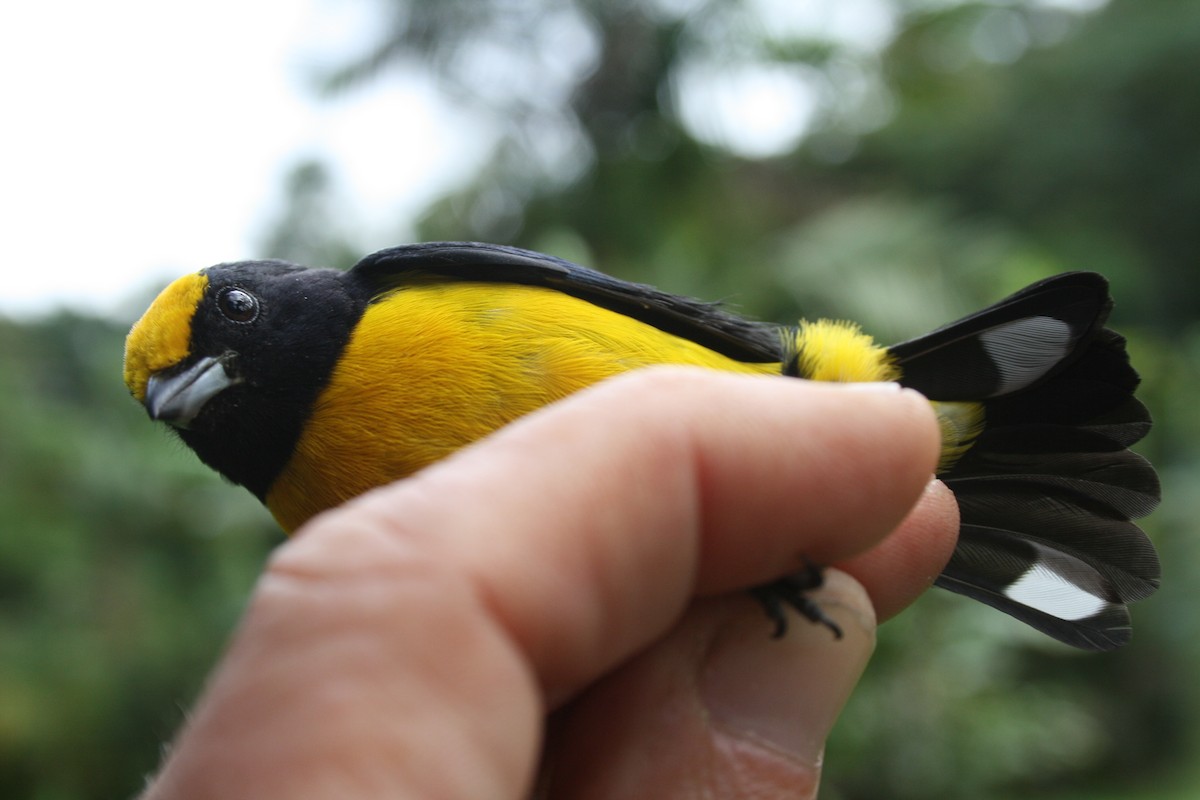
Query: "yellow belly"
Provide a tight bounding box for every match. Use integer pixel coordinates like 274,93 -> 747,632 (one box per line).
265,282 -> 777,531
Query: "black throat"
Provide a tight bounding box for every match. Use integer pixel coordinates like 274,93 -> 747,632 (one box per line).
175,264 -> 370,501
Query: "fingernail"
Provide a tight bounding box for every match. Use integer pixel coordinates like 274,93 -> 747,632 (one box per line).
700,572 -> 876,766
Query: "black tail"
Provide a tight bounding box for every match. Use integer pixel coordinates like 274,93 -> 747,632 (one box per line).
889,273 -> 1161,650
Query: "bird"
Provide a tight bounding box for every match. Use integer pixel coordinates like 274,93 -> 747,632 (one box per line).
123,241 -> 1160,651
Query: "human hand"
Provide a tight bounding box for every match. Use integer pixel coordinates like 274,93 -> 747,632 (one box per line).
139,369 -> 958,799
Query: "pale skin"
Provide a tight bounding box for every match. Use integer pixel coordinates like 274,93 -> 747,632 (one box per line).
139,368 -> 959,799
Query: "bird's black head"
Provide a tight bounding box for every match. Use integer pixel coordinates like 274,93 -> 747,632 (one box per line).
124,260 -> 369,499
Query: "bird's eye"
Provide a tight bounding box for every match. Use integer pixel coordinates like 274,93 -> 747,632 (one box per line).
217,287 -> 259,323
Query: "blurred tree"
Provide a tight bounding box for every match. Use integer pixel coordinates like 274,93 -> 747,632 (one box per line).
301,0 -> 1200,796
4,0 -> 1196,797
0,315 -> 277,799
862,0 -> 1200,327
258,159 -> 363,270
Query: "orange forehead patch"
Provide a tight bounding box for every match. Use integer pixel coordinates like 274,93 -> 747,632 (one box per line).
123,272 -> 209,401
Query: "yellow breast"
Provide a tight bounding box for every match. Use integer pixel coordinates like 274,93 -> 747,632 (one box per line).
265,282 -> 776,531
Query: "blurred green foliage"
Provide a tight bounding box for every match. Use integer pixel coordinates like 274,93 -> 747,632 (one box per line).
0,314 -> 277,799
3,0 -> 1198,797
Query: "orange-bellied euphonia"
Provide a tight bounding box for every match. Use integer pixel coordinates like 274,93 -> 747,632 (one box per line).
123,242 -> 1160,651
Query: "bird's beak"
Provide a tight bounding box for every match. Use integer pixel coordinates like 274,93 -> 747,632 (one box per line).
144,355 -> 240,429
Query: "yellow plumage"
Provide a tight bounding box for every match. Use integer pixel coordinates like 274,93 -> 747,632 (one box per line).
266,282 -> 776,530
931,401 -> 985,473
789,319 -> 900,384
124,273 -> 208,401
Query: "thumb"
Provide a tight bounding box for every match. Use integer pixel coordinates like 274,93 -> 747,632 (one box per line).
539,569 -> 875,799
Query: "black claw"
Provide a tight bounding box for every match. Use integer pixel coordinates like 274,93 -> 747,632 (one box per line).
751,563 -> 843,640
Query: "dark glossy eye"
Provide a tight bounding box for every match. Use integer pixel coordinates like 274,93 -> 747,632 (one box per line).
217,287 -> 259,323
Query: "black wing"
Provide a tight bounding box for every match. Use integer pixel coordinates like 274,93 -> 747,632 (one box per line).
349,242 -> 783,363
890,272 -> 1113,400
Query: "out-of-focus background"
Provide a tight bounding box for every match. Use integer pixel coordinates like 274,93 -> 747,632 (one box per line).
2,0 -> 1196,797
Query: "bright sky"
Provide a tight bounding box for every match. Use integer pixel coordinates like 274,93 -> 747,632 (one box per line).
1,0 -> 1097,319
0,0 -> 484,318
0,0 -> 910,319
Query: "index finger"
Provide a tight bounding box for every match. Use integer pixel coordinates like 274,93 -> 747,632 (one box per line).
290,369 -> 951,700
